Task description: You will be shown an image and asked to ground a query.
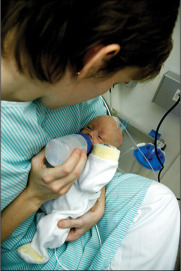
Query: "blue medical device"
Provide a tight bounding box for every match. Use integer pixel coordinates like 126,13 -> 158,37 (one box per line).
133,143 -> 165,171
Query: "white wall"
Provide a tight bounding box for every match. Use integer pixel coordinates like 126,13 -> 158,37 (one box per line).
103,10 -> 180,198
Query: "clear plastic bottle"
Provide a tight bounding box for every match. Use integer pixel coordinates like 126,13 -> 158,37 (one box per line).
45,133 -> 92,167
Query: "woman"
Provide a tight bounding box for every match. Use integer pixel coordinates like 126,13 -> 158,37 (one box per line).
1,1 -> 180,270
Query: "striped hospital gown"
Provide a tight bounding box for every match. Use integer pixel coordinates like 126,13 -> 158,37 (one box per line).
1,97 -> 153,270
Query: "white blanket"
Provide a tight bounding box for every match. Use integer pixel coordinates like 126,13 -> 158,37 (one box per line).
18,144 -> 120,264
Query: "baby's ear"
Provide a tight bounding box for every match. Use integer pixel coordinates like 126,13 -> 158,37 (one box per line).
77,44 -> 120,79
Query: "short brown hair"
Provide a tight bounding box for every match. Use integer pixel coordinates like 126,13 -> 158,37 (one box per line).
2,0 -> 179,83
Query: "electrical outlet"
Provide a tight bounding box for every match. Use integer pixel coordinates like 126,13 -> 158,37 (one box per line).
152,71 -> 180,116
172,89 -> 180,102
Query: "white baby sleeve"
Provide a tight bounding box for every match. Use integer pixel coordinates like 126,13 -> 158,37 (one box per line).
78,144 -> 120,193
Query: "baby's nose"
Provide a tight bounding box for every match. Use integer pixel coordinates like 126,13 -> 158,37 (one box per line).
89,130 -> 98,139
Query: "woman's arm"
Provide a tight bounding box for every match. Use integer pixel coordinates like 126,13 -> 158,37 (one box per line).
1,148 -> 87,243
1,187 -> 41,243
57,187 -> 106,241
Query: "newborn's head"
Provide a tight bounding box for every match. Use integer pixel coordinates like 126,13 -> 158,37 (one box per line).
81,115 -> 123,148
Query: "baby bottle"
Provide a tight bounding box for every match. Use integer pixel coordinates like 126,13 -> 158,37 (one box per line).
45,133 -> 92,167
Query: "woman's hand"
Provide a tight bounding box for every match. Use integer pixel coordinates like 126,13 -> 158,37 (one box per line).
1,147 -> 87,242
57,187 -> 105,241
27,147 -> 87,206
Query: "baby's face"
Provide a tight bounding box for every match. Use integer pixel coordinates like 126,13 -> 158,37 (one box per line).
81,115 -> 123,147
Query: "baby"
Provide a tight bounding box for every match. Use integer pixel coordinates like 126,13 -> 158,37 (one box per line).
18,115 -> 123,264
81,115 -> 124,148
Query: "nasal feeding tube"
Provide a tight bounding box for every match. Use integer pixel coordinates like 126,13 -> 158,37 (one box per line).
100,96 -> 165,181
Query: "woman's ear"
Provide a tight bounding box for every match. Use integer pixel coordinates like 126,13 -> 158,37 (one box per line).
77,44 -> 120,79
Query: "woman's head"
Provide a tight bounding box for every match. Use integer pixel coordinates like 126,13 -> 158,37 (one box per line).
2,0 -> 179,83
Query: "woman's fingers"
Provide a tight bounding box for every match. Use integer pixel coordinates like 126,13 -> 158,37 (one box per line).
66,228 -> 85,242
40,148 -> 87,196
57,188 -> 106,241
28,147 -> 87,203
57,206 -> 97,241
58,216 -> 83,229
59,214 -> 96,242
57,217 -> 87,242
45,148 -> 87,181
31,148 -> 46,169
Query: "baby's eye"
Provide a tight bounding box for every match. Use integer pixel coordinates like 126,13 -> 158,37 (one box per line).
87,126 -> 92,130
98,135 -> 103,141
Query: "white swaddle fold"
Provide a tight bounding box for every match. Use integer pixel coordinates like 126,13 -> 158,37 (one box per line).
18,144 -> 120,264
